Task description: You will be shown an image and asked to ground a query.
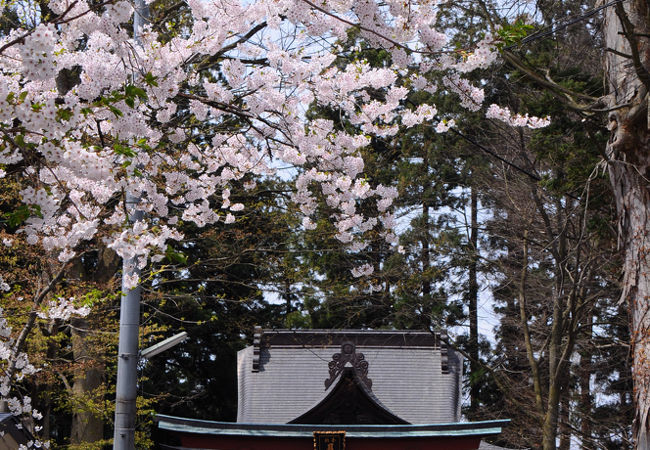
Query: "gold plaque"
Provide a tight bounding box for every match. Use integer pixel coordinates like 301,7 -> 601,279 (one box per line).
313,431 -> 346,450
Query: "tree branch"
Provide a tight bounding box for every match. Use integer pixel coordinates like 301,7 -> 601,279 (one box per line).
614,2 -> 650,94
502,51 -> 600,111
6,264 -> 67,384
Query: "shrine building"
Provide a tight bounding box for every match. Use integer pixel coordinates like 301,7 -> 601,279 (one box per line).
154,328 -> 509,450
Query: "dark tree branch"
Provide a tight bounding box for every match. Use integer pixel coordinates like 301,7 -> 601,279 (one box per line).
614,3 -> 650,93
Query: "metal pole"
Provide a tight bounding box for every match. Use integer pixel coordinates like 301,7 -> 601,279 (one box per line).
113,230 -> 142,450
113,2 -> 149,448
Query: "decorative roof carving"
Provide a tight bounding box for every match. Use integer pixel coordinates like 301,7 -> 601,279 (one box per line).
325,342 -> 372,390
440,331 -> 449,374
252,326 -> 262,372
292,367 -> 407,425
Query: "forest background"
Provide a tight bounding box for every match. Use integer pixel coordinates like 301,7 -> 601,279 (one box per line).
0,0 -> 644,449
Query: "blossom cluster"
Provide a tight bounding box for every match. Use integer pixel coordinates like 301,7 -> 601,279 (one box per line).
486,104 -> 551,129
36,297 -> 91,321
0,308 -> 47,448
0,0 -> 507,285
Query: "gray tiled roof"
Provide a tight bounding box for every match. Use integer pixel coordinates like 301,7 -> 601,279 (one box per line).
237,329 -> 462,424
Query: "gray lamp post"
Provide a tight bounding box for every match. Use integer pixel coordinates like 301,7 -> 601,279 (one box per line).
112,2 -> 149,448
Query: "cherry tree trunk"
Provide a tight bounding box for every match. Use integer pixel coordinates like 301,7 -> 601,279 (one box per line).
70,317 -> 105,445
604,1 -> 650,448
68,247 -> 119,444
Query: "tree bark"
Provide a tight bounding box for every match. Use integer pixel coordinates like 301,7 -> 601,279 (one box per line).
421,150 -> 431,300
69,246 -> 119,444
70,318 -> 105,445
517,228 -> 545,419
559,394 -> 571,450
469,185 -> 480,413
579,313 -> 593,449
604,1 -> 650,448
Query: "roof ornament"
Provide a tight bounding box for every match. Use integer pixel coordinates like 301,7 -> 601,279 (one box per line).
440,331 -> 449,374
252,326 -> 262,372
325,341 -> 372,390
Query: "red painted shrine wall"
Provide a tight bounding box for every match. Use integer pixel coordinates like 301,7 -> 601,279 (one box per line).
174,433 -> 483,450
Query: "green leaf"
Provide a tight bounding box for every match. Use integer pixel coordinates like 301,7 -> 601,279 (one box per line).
56,107 -> 73,122
135,138 -> 150,151
109,105 -> 123,117
165,245 -> 188,265
496,19 -> 535,48
144,72 -> 158,87
127,85 -> 148,100
113,143 -> 136,157
5,204 -> 42,228
136,88 -> 148,100
6,205 -> 31,227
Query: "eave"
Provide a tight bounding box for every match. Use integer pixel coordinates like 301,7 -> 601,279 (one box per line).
155,414 -> 510,439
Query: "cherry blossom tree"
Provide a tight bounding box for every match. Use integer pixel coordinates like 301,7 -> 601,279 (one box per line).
0,0 -> 551,445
